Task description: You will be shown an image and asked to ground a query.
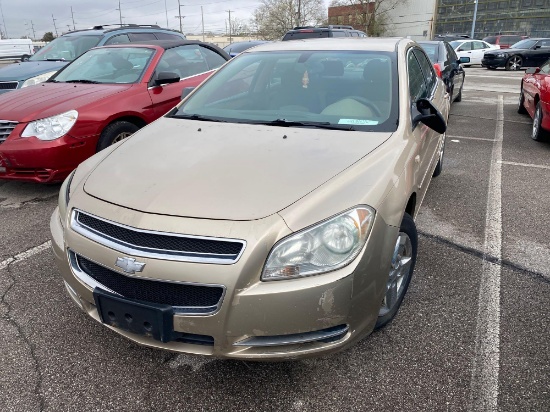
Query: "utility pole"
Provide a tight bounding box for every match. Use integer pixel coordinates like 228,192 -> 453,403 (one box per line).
164,0 -> 169,28
201,6 -> 205,42
71,6 -> 76,31
175,0 -> 184,34
470,0 -> 479,38
0,1 -> 7,38
117,0 -> 123,25
227,10 -> 232,44
52,14 -> 58,37
296,0 -> 301,27
30,20 -> 36,39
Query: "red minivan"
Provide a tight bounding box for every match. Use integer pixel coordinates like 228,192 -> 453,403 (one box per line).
483,34 -> 529,49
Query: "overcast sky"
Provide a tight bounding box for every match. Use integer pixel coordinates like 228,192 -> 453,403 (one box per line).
0,0 -> 279,39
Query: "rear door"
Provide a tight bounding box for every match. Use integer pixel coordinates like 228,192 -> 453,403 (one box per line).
148,44 -> 227,116
472,41 -> 491,64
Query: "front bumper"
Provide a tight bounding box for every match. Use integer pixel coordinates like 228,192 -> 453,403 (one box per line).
50,195 -> 398,360
0,128 -> 97,183
481,56 -> 507,68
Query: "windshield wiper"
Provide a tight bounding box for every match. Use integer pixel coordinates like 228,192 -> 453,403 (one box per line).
44,58 -> 66,62
172,113 -> 228,122
64,79 -> 101,84
255,118 -> 356,131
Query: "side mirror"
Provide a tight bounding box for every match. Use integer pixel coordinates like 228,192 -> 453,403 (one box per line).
525,67 -> 541,74
457,48 -> 465,52
154,72 -> 180,86
534,45 -> 541,49
459,56 -> 470,64
181,87 -> 195,100
413,98 -> 447,134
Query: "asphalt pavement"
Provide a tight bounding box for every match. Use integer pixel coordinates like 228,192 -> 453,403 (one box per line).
0,67 -> 549,411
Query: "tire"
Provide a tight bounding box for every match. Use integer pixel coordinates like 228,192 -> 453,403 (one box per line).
487,66 -> 497,70
21,55 -> 30,62
531,102 -> 548,142
375,213 -> 418,329
505,55 -> 522,71
463,64 -> 471,68
96,121 -> 139,152
517,87 -> 528,114
454,85 -> 463,102
432,133 -> 446,177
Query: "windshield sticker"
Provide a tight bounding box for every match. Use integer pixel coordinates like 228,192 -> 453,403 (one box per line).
338,119 -> 379,125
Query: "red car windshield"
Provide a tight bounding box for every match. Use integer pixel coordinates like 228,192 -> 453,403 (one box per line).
51,47 -> 155,84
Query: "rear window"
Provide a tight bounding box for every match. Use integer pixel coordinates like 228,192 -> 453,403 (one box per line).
418,43 -> 439,63
501,36 -> 521,44
282,31 -> 330,40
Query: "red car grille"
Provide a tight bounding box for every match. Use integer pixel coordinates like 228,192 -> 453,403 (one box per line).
0,120 -> 17,144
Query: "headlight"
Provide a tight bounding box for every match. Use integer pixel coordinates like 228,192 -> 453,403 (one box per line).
21,110 -> 78,141
261,206 -> 375,281
496,53 -> 507,58
58,170 -> 76,226
21,71 -> 58,88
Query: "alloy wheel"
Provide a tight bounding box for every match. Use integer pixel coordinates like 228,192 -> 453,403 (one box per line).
507,56 -> 522,70
112,131 -> 133,144
379,232 -> 413,317
533,105 -> 541,139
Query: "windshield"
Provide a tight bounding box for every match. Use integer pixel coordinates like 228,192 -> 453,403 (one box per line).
174,50 -> 398,132
511,39 -> 537,49
51,47 -> 155,84
30,35 -> 102,61
418,43 -> 438,63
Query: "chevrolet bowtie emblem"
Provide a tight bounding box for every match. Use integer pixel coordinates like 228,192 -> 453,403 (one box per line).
115,257 -> 145,274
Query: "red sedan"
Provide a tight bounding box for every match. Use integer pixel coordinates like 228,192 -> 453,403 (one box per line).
0,40 -> 229,182
518,58 -> 550,141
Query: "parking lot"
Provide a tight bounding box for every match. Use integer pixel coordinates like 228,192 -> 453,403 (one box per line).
0,67 -> 549,411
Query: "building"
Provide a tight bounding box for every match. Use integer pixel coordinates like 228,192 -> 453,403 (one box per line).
435,0 -> 550,38
328,1 -> 438,41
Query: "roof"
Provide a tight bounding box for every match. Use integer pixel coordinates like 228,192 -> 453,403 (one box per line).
98,40 -> 229,56
245,38 -> 403,53
62,24 -> 182,37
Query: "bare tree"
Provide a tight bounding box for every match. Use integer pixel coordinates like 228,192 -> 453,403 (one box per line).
252,0 -> 327,40
229,18 -> 251,37
329,0 -> 407,36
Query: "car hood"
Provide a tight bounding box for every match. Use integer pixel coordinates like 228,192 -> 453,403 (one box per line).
83,118 -> 392,221
485,48 -> 525,55
0,60 -> 67,82
0,82 -> 133,122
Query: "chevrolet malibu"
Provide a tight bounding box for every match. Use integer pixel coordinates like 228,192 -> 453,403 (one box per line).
0,40 -> 229,183
51,38 -> 449,360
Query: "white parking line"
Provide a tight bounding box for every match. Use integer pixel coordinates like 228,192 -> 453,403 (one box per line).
466,75 -> 523,80
469,95 -> 503,411
0,241 -> 52,271
447,135 -> 495,142
499,160 -> 550,170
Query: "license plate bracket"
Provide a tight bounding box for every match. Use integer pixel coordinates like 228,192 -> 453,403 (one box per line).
93,288 -> 174,343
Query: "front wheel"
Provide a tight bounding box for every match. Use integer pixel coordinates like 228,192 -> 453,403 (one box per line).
506,56 -> 522,71
454,85 -> 463,102
96,121 -> 140,152
375,213 -> 418,329
432,133 -> 446,177
21,55 -> 30,62
532,102 -> 548,142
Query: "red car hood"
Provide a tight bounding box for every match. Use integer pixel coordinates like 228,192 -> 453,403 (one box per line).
0,82 -> 133,122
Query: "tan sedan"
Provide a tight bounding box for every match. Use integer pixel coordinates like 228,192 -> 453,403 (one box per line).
50,38 -> 449,360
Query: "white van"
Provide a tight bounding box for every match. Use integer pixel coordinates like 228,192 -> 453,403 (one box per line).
0,39 -> 34,61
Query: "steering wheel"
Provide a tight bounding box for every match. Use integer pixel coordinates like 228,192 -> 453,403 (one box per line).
347,96 -> 382,117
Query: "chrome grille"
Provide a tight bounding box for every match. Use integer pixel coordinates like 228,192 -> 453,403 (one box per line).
0,81 -> 18,90
0,120 -> 17,144
71,210 -> 246,264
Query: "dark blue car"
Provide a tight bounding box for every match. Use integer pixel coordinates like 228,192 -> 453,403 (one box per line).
0,24 -> 185,94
